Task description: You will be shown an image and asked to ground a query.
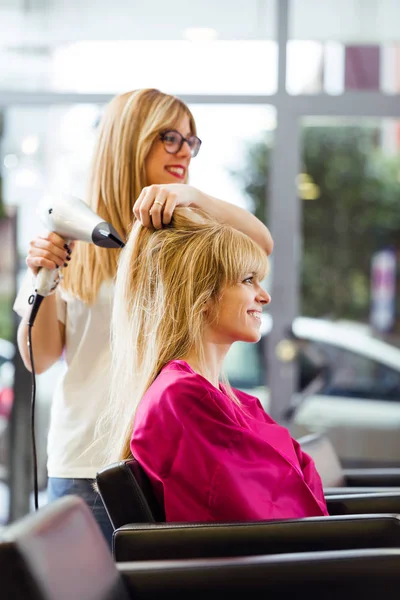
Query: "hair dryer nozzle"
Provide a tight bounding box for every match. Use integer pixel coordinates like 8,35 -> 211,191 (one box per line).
92,222 -> 125,248
38,194 -> 125,247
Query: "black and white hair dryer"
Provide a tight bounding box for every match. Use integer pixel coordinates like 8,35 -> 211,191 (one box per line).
28,194 -> 125,327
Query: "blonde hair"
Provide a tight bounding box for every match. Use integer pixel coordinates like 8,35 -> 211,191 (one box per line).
62,88 -> 197,303
102,207 -> 268,463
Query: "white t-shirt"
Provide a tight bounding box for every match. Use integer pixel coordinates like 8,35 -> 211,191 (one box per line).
13,271 -> 114,479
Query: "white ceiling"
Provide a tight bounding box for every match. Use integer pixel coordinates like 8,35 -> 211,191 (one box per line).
0,0 -> 276,47
1,0 -> 400,55
290,0 -> 400,43
2,0 -> 400,50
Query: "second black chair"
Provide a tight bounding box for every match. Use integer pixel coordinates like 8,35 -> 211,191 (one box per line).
96,456 -> 400,562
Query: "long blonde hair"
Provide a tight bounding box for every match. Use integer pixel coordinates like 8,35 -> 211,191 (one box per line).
62,88 -> 197,303
102,208 -> 268,463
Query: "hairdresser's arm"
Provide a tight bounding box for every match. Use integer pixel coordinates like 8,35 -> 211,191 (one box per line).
17,232 -> 69,374
192,191 -> 273,255
134,184 -> 274,255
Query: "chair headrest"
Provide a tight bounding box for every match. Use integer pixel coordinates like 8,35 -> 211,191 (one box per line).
96,457 -> 165,530
0,495 -> 129,600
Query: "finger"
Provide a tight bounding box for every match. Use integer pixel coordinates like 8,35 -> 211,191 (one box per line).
28,243 -> 67,269
39,231 -> 69,250
133,187 -> 149,222
162,193 -> 177,225
37,231 -> 72,255
26,255 -> 62,274
150,189 -> 169,230
138,187 -> 157,228
26,260 -> 40,276
132,189 -> 144,220
30,238 -> 68,263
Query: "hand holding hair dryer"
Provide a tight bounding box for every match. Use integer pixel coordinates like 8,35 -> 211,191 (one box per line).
29,194 -> 125,326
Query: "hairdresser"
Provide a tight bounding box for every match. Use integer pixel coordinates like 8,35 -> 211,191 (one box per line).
13,88 -> 273,548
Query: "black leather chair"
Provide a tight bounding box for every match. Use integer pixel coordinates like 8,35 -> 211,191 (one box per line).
113,514 -> 400,562
96,457 -> 400,561
299,433 -> 400,494
96,456 -> 400,528
120,549 -> 400,599
2,495 -> 400,600
96,458 -> 166,528
0,495 -> 130,600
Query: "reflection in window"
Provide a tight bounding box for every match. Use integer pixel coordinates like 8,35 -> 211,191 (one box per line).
224,341 -> 263,390
310,341 -> 400,401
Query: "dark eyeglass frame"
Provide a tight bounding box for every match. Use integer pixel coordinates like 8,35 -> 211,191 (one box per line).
159,129 -> 202,158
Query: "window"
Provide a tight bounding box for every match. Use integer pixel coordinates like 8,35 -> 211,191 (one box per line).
306,341 -> 400,401
224,333 -> 327,393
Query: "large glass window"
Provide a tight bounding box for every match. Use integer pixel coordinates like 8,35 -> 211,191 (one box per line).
288,0 -> 400,94
1,103 -> 276,252
299,117 -> 400,340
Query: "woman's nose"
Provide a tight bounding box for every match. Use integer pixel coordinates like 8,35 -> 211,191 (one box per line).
259,290 -> 271,305
177,140 -> 192,160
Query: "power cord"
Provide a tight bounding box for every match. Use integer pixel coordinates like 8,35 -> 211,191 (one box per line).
27,293 -> 44,512
27,323 -> 39,511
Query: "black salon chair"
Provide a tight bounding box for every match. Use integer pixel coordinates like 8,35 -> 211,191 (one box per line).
96,456 -> 400,562
120,549 -> 400,599
0,495 -> 130,600
2,495 -> 400,600
298,433 -> 400,495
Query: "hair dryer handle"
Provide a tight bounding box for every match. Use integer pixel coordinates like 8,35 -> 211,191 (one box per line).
35,267 -> 59,297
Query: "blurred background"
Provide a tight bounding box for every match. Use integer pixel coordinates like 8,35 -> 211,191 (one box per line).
2,0 -> 400,522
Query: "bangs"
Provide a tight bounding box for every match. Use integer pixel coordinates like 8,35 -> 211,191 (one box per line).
217,228 -> 269,286
166,101 -> 196,135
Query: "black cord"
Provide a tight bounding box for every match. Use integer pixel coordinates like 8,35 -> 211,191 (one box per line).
27,317 -> 39,511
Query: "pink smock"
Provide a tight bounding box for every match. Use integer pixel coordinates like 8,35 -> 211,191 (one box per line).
131,360 -> 329,522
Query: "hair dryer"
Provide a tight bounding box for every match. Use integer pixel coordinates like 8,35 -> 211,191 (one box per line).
28,194 -> 125,327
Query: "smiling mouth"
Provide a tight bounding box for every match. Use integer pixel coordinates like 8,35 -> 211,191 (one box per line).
247,311 -> 261,323
165,166 -> 185,179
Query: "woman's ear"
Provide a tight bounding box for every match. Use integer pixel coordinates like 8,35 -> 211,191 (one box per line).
203,296 -> 218,323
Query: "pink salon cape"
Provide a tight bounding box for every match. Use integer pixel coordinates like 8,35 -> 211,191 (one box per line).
131,360 -> 328,522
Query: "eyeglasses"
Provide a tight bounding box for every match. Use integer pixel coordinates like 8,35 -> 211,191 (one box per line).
159,130 -> 202,158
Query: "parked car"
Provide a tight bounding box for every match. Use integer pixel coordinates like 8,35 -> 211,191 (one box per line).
0,338 -> 65,489
224,316 -> 400,468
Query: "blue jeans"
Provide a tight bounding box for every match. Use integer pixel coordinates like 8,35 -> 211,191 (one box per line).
47,477 -> 114,551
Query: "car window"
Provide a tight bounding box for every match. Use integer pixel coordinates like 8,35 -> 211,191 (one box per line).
224,340 -> 264,389
303,340 -> 400,401
224,336 -> 326,392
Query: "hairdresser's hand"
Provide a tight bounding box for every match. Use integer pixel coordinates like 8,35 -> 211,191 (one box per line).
26,232 -> 72,276
133,184 -> 201,229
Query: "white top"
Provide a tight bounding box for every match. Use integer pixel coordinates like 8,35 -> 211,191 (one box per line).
13,271 -> 114,479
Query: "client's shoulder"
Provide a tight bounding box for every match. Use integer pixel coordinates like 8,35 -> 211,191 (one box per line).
147,360 -> 209,405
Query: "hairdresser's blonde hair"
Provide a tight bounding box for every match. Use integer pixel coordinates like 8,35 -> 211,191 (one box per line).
62,88 -> 197,303
102,208 -> 268,463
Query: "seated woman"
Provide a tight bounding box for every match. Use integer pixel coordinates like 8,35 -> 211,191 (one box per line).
104,208 -> 329,522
